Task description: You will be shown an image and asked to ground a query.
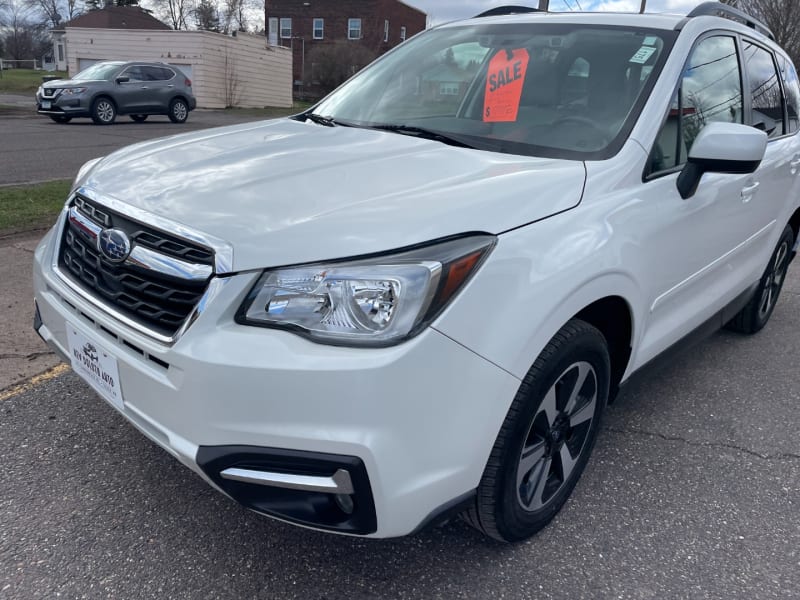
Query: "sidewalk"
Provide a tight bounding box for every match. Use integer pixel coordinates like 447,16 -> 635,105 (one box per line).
0,230 -> 61,390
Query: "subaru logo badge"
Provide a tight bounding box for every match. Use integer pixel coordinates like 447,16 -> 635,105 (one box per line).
98,228 -> 131,263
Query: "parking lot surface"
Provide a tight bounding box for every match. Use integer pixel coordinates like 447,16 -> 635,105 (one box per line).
0,104 -> 271,186
1,267 -> 798,599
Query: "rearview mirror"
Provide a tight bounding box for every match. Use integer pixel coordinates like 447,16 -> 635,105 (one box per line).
115,76 -> 130,84
677,122 -> 767,199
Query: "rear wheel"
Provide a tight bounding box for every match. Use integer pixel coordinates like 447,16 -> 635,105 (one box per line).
91,97 -> 116,125
726,225 -> 794,334
48,115 -> 72,123
464,319 -> 610,542
168,98 -> 188,123
129,114 -> 148,123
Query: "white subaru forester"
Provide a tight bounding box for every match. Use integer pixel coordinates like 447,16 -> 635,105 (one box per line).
33,2 -> 800,541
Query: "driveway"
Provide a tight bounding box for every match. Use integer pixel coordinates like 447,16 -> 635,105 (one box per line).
0,99 -> 274,186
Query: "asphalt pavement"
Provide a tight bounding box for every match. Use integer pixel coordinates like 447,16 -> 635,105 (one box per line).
1,267 -> 798,599
0,96 -> 268,186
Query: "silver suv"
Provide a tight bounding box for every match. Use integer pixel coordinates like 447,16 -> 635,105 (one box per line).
36,61 -> 197,125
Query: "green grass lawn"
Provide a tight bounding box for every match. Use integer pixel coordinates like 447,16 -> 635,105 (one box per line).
223,101 -> 313,119
0,69 -> 68,95
0,180 -> 71,233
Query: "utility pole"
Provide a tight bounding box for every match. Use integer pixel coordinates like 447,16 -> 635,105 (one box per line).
539,0 -> 549,11
639,0 -> 646,13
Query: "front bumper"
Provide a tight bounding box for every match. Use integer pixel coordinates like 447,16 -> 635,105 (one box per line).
36,92 -> 90,117
33,224 -> 520,537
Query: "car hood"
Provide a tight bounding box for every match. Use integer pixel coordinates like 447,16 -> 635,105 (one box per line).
42,78 -> 98,88
80,119 -> 587,273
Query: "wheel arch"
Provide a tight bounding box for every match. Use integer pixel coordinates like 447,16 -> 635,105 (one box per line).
91,94 -> 116,109
573,295 -> 633,401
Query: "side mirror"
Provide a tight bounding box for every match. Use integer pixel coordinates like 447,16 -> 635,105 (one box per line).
676,122 -> 767,199
116,76 -> 130,84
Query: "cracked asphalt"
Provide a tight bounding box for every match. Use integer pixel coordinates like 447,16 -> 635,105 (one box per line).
1,263 -> 798,599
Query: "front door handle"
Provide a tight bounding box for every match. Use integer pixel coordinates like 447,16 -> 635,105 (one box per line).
167,84 -> 174,88
140,86 -> 148,90
741,181 -> 760,201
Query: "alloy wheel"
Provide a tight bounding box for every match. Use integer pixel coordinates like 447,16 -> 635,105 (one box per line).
758,239 -> 790,320
516,361 -> 598,511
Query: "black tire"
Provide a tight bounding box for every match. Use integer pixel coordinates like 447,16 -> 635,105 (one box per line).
168,98 -> 189,123
129,114 -> 148,123
91,97 -> 116,125
464,319 -> 610,542
726,225 -> 794,334
48,115 -> 72,123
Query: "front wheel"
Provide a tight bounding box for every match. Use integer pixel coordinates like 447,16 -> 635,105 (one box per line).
464,319 -> 610,542
726,225 -> 794,334
168,98 -> 189,123
91,97 -> 116,125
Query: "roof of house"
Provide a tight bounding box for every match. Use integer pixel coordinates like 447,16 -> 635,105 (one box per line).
64,6 -> 171,30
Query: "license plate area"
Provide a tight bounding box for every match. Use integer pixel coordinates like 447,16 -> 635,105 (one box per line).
66,323 -> 124,410
41,100 -> 52,109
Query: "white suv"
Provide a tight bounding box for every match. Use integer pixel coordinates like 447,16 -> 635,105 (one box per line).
33,3 -> 800,541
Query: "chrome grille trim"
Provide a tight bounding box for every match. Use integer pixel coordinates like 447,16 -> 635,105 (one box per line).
52,190 -> 234,345
76,187 -> 234,273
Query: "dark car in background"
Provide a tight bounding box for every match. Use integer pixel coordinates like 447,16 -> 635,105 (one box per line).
35,61 -> 196,125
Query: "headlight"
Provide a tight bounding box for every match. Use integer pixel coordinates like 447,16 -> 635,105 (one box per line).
62,87 -> 87,95
236,235 -> 495,347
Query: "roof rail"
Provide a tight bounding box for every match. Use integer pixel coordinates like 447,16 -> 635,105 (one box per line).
474,6 -> 543,18
685,1 -> 775,40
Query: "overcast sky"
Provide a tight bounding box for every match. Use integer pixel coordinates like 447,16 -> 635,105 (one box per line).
410,0 -> 706,25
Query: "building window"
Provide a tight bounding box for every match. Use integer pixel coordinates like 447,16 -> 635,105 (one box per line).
348,18 -> 361,40
280,18 -> 292,39
57,44 -> 64,61
313,18 -> 324,40
268,18 -> 278,45
440,82 -> 460,96
384,20 -> 389,42
400,26 -> 406,41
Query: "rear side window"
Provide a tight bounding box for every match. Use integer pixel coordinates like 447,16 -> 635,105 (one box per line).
141,66 -> 174,81
650,36 -> 742,174
742,41 -> 784,138
779,56 -> 800,134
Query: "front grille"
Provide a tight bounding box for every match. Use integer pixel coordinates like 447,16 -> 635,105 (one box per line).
59,195 -> 215,337
43,88 -> 56,97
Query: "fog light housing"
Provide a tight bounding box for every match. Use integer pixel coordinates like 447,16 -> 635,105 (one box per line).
334,493 -> 355,515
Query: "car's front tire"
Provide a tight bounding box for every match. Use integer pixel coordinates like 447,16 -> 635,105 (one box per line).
91,97 -> 116,125
48,115 -> 72,123
464,319 -> 610,542
168,98 -> 189,123
727,225 -> 794,334
129,114 -> 148,123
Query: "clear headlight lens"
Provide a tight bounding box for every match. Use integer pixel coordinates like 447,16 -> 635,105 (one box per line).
62,87 -> 87,95
237,235 -> 495,346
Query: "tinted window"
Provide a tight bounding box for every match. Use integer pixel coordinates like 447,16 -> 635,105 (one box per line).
650,36 -> 742,173
142,66 -> 174,81
743,41 -> 784,137
779,56 -> 800,134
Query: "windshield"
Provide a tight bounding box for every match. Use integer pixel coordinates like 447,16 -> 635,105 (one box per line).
313,23 -> 675,159
73,62 -> 123,81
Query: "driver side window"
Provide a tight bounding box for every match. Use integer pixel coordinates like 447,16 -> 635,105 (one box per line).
650,36 -> 742,174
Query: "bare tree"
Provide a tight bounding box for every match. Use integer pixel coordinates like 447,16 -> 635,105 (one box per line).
222,46 -> 241,107
721,0 -> 800,65
221,0 -> 251,32
305,41 -> 377,95
151,0 -> 189,29
26,0 -> 62,28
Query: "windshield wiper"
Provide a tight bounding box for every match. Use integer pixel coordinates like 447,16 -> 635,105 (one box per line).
303,113 -> 338,127
368,124 -> 477,149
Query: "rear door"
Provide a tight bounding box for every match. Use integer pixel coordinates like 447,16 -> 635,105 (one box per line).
140,66 -> 177,112
739,39 -> 796,267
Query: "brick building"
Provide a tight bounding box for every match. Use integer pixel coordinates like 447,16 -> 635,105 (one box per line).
265,0 -> 427,93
